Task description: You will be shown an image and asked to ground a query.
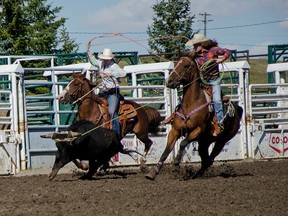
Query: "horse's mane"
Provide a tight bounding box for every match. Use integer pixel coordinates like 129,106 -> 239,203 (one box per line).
84,77 -> 98,87
71,73 -> 98,87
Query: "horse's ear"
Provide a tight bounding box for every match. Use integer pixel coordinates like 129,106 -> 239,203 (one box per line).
80,73 -> 85,79
72,73 -> 82,78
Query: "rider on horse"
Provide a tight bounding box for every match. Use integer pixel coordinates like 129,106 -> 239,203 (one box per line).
87,48 -> 126,139
186,34 -> 231,134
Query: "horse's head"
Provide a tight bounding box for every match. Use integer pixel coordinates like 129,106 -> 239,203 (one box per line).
59,73 -> 86,104
166,53 -> 198,89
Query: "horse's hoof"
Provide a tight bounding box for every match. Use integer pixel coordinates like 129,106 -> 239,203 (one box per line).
191,173 -> 198,179
172,164 -> 180,173
80,174 -> 93,180
145,169 -> 157,180
192,169 -> 204,179
80,163 -> 89,171
140,158 -> 149,174
48,174 -> 55,181
48,171 -> 58,181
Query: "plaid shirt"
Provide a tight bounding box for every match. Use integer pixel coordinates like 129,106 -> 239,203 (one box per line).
195,46 -> 231,65
195,46 -> 231,79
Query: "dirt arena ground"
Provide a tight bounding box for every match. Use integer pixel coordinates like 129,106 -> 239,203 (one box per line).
0,159 -> 287,216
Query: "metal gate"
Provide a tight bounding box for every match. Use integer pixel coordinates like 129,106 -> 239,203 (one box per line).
248,62 -> 288,158
0,64 -> 25,174
24,64 -> 90,169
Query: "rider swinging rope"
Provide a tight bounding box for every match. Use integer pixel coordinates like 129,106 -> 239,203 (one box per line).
145,53 -> 243,180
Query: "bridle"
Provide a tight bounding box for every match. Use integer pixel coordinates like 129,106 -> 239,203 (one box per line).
65,78 -> 86,105
169,56 -> 200,89
170,57 -> 194,79
70,78 -> 85,94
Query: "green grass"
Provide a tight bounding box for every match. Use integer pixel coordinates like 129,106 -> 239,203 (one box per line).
249,59 -> 268,84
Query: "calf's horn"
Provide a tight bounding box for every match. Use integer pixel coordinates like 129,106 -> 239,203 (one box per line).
40,133 -> 54,139
68,131 -> 82,137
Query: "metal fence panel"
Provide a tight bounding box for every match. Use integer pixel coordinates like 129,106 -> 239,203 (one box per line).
248,83 -> 288,159
0,66 -> 25,174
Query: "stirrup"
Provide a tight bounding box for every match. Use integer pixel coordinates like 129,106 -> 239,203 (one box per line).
212,122 -> 224,137
218,122 -> 224,132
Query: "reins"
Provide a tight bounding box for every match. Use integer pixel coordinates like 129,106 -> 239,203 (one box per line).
170,56 -> 201,92
174,57 -> 210,125
67,78 -> 100,106
71,86 -> 98,106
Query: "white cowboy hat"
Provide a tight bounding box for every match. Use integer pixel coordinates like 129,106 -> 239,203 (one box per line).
98,48 -> 115,60
185,34 -> 210,47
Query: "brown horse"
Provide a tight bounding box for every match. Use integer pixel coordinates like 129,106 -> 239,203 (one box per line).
59,73 -> 163,164
145,53 -> 243,180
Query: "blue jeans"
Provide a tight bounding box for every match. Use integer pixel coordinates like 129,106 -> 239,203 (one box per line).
209,79 -> 223,123
101,91 -> 121,138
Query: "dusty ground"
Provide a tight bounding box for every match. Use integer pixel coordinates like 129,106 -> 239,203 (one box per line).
0,159 -> 287,216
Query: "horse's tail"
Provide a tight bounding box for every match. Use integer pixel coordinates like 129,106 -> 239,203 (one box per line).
125,100 -> 163,133
142,106 -> 163,133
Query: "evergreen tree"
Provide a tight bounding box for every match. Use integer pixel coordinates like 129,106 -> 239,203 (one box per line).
147,0 -> 196,58
58,25 -> 79,54
0,0 -> 79,55
0,0 -> 28,54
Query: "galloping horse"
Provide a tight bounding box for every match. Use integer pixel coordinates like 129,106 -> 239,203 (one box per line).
59,73 -> 163,163
145,53 -> 243,180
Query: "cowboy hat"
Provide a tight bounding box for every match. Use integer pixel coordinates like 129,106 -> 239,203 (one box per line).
98,48 -> 115,60
185,34 -> 210,47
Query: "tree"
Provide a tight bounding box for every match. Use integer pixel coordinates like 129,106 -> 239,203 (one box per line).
0,0 -> 28,54
147,0 -> 196,58
0,0 -> 79,55
58,25 -> 79,54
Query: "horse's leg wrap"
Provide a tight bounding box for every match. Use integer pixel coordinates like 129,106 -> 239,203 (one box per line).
174,139 -> 190,165
140,157 -> 149,173
154,162 -> 163,174
145,162 -> 163,180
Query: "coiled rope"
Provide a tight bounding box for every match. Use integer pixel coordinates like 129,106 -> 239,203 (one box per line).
198,59 -> 225,86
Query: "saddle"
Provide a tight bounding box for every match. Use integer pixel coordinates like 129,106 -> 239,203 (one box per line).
94,96 -> 110,129
118,102 -> 137,134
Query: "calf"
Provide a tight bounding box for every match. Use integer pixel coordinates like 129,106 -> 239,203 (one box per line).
41,120 -> 138,180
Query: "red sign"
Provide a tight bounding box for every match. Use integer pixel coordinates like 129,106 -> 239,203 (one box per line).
112,153 -> 119,162
269,134 -> 288,154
